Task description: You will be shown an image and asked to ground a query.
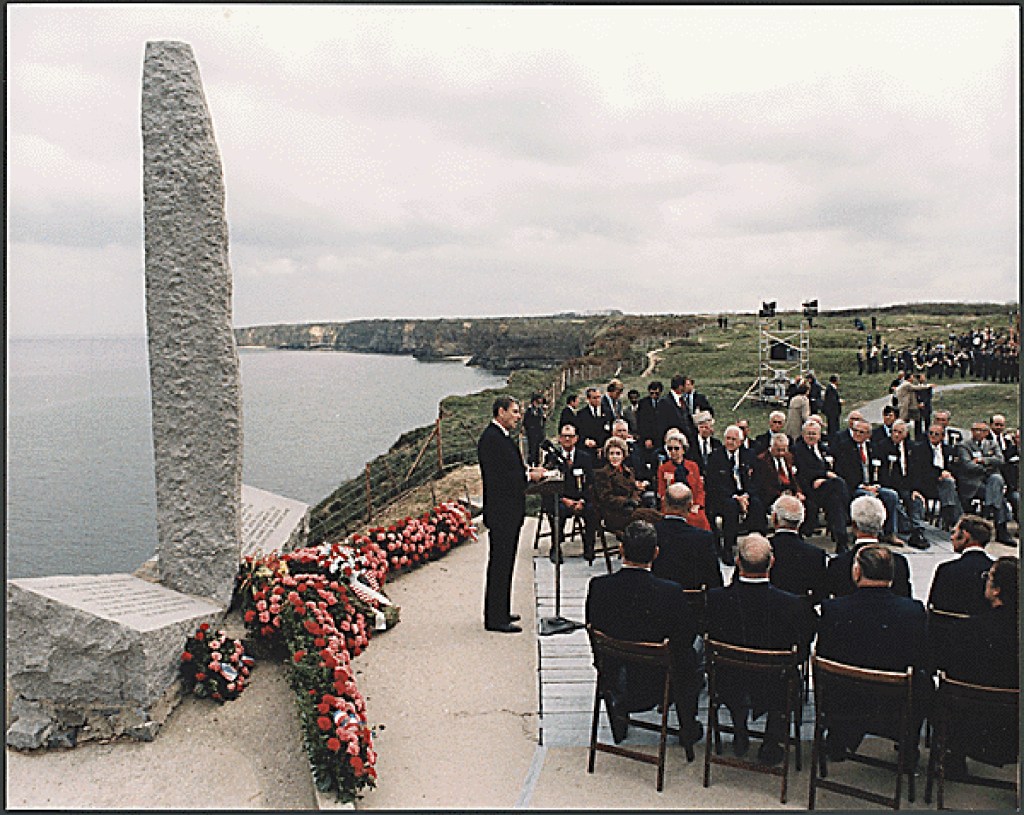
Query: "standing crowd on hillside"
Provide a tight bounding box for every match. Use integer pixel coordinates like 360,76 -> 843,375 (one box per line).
855,323 -> 1019,383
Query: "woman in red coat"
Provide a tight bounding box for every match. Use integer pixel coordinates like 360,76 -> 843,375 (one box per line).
656,431 -> 710,530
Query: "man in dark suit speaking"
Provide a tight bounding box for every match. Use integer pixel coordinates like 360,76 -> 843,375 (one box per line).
477,396 -> 545,633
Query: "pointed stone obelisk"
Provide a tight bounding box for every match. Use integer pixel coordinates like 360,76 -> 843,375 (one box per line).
141,41 -> 242,607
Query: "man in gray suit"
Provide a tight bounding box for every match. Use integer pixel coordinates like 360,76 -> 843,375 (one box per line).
956,421 -> 1013,544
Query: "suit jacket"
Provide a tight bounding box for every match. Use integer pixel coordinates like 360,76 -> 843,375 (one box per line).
682,389 -> 713,417
752,430 -> 773,455
558,406 -> 578,432
575,405 -> 611,451
870,424 -> 893,448
706,580 -> 817,713
705,446 -> 756,511
655,393 -> 696,447
791,437 -> 837,496
477,422 -> 527,529
651,516 -> 723,591
818,586 -> 927,673
956,436 -> 1004,496
909,439 -> 959,499
832,432 -> 877,493
825,539 -> 911,599
752,448 -> 799,507
927,548 -> 994,616
635,396 -> 662,445
816,587 -> 929,749
823,383 -> 841,419
687,435 -> 722,476
541,445 -> 595,507
874,435 -> 913,493
586,567 -> 698,711
769,529 -> 827,605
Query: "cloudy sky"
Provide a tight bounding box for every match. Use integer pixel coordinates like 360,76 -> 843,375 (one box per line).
6,4 -> 1019,337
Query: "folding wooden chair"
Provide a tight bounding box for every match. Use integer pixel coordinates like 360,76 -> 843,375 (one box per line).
924,671 -> 1019,810
586,625 -> 682,792
702,639 -> 803,803
924,605 -> 971,749
808,655 -> 915,810
590,518 -> 618,574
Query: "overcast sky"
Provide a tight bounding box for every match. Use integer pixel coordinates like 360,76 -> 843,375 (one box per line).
6,4 -> 1020,337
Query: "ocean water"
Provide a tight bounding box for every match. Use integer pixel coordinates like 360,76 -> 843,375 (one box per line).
6,337 -> 506,578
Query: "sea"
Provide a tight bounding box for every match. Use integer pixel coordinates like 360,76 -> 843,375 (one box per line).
6,336 -> 507,579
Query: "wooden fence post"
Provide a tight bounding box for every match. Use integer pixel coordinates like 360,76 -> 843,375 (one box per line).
435,416 -> 444,474
364,463 -> 373,521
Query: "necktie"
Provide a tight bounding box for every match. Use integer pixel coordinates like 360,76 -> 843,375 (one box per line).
731,453 -> 742,490
777,457 -> 789,485
687,394 -> 694,412
899,444 -> 906,476
932,444 -> 943,469
702,439 -> 709,460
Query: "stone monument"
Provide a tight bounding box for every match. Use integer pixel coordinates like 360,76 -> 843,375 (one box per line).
6,41 -> 243,749
142,40 -> 242,607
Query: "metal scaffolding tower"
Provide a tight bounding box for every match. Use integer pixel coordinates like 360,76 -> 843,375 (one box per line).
733,318 -> 812,410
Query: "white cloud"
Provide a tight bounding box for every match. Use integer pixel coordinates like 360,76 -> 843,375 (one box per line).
5,4 -> 1019,336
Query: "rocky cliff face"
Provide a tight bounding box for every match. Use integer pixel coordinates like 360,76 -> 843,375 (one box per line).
234,316 -> 614,371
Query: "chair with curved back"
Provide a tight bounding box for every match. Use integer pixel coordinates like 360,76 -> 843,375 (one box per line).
586,625 -> 683,792
924,671 -> 1019,810
808,654 -> 916,810
702,638 -> 804,804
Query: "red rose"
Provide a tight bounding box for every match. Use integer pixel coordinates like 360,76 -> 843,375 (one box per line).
180,651 -> 193,661
244,610 -> 256,623
317,716 -> 332,731
199,622 -> 210,631
194,631 -> 205,642
351,756 -> 364,776
293,650 -> 306,663
327,737 -> 342,752
194,672 -> 206,681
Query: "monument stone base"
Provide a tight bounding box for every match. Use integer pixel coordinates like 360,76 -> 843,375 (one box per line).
6,574 -> 223,749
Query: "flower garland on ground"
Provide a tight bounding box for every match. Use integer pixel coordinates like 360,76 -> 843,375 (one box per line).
180,623 -> 254,702
237,501 -> 475,803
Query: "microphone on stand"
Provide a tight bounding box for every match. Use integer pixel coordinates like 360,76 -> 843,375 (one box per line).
540,438 -> 567,468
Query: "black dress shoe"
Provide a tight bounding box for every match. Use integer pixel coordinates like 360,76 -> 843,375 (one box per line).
995,524 -> 1017,545
509,613 -> 521,623
485,622 -> 523,633
907,533 -> 929,550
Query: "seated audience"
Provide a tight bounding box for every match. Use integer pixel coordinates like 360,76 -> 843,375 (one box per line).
911,423 -> 963,529
706,534 -> 817,766
593,436 -> 647,536
816,544 -> 929,764
541,424 -> 599,563
792,419 -> 851,552
825,494 -> 911,598
874,419 -> 929,549
752,410 -> 787,454
585,521 -> 703,749
928,514 -> 995,616
753,432 -> 803,509
956,421 -> 1013,544
941,556 -> 1019,775
688,411 -> 721,476
656,431 -> 710,531
768,495 -> 827,605
706,424 -> 768,565
652,483 -> 723,592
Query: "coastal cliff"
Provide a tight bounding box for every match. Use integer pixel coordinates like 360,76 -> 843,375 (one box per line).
234,314 -> 621,371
